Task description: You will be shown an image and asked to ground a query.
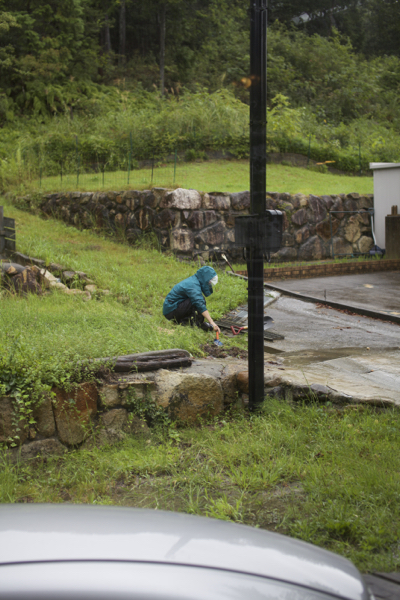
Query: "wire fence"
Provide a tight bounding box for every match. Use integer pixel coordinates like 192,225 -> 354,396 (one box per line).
15,130 -> 378,193
35,156 -> 191,192
38,160 -> 191,193
20,133 -> 215,192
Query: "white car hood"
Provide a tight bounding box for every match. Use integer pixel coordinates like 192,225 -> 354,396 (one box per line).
0,505 -> 368,600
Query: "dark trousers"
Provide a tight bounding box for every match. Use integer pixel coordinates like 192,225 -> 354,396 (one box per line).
165,299 -> 204,325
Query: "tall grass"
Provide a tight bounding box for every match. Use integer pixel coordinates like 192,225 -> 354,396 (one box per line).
0,87 -> 395,193
0,90 -> 249,191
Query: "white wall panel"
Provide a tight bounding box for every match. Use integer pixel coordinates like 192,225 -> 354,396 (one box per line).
370,163 -> 400,248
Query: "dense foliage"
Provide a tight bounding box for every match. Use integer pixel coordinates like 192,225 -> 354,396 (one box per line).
0,0 -> 248,120
2,1 -> 400,187
270,0 -> 400,57
1,0 -> 400,122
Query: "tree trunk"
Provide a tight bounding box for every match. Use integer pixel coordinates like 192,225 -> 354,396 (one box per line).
104,14 -> 112,54
159,2 -> 166,97
119,0 -> 126,65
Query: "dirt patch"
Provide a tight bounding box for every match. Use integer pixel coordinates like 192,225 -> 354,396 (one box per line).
200,343 -> 248,360
111,475 -> 304,535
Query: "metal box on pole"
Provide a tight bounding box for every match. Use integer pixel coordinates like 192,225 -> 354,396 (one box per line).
235,210 -> 283,257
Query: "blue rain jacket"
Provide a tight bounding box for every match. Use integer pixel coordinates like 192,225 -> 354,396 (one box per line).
163,266 -> 217,316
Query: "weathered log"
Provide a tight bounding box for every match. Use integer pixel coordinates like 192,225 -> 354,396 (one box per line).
116,349 -> 191,360
114,357 -> 192,372
81,349 -> 193,373
9,252 -> 45,268
116,352 -> 188,363
88,349 -> 191,364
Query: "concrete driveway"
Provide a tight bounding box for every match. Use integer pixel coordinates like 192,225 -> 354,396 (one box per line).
266,271 -> 400,316
261,294 -> 400,405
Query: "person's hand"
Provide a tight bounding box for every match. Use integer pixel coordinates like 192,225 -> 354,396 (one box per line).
212,322 -> 220,334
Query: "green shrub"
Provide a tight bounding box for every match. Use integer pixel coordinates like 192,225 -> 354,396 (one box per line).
308,164 -> 329,174
185,149 -> 198,162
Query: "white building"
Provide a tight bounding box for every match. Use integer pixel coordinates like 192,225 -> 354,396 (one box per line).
369,162 -> 400,249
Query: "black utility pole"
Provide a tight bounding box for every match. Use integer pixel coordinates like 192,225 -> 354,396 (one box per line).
248,0 -> 267,409
235,0 -> 281,409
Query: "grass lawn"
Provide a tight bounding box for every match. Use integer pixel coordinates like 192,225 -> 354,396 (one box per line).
30,160 -> 374,195
1,198 -> 399,574
0,198 -> 248,392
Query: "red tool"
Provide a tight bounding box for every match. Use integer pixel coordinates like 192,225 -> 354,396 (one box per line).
231,325 -> 248,335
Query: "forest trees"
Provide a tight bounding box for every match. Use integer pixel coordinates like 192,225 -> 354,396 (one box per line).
3,0 -> 400,184
0,0 -> 100,118
1,0 -> 400,123
0,0 -> 249,120
269,0 -> 400,56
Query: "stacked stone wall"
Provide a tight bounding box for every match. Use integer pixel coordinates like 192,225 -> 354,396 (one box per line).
270,192 -> 375,262
2,359 -> 359,461
15,188 -> 374,261
0,365 -> 244,460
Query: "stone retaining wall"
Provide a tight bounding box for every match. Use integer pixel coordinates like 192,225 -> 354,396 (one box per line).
12,189 -> 375,262
0,363 -> 243,460
2,357 -> 371,461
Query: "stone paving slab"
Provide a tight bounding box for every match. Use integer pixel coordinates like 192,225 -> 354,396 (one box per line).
181,350 -> 400,405
263,349 -> 400,405
264,297 -> 400,404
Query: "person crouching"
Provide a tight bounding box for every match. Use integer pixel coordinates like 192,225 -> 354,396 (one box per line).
163,266 -> 221,333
